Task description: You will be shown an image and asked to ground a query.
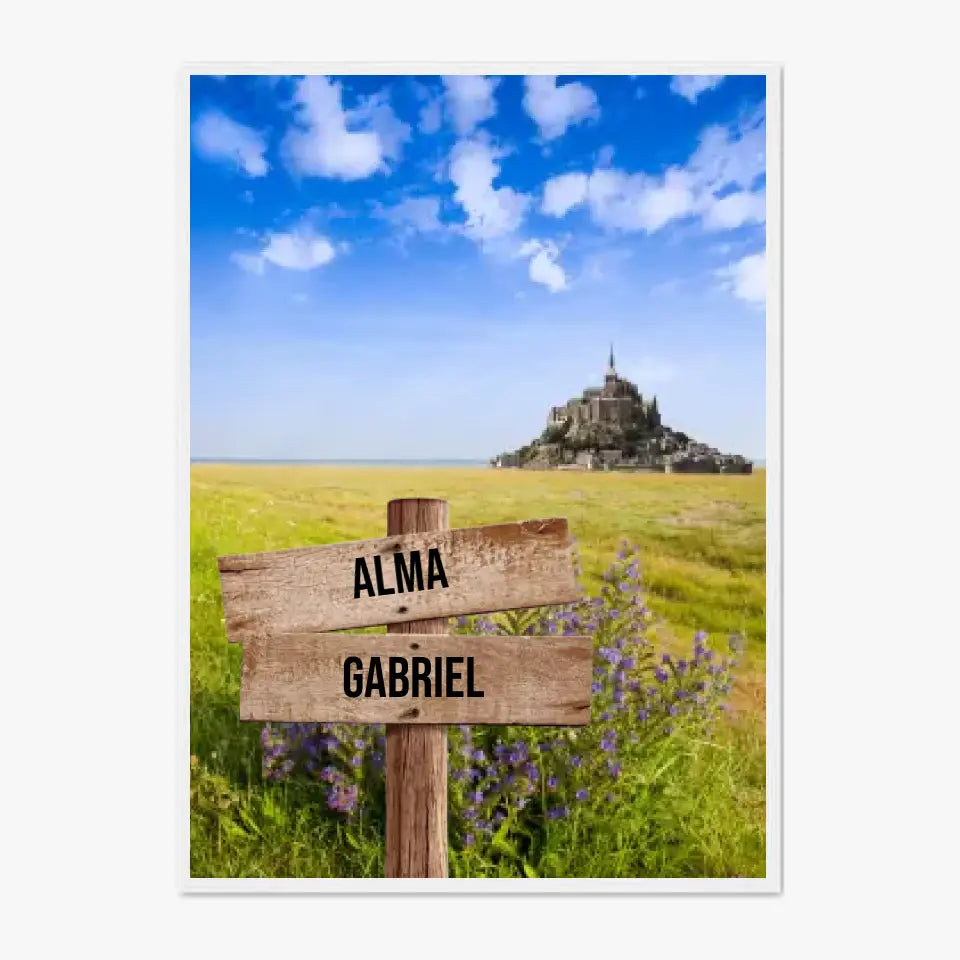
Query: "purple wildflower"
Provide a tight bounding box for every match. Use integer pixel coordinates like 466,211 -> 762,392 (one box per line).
327,783 -> 358,814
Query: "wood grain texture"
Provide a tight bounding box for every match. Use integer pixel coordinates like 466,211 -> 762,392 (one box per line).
385,499 -> 448,879
238,632 -> 593,724
217,516 -> 577,642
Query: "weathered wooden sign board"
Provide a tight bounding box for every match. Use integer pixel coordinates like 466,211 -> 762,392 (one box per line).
218,517 -> 577,640
239,632 -> 591,725
216,500 -> 591,878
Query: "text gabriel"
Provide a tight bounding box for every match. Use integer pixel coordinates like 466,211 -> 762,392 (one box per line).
347,547 -> 484,698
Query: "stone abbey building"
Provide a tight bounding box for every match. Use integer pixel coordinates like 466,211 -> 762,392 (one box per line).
492,347 -> 752,473
547,346 -> 662,435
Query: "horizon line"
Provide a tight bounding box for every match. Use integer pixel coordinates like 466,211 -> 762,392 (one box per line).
190,457 -> 491,463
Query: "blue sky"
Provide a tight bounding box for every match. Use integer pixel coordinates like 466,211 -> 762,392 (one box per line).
191,73 -> 767,460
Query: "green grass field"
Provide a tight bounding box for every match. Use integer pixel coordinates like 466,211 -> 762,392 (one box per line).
190,464 -> 767,878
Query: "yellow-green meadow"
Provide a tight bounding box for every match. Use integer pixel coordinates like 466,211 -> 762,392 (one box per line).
191,464 -> 766,878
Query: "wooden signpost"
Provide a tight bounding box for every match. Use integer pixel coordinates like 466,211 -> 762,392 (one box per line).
217,498 -> 591,878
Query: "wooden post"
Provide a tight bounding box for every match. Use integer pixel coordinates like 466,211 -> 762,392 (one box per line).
384,498 -> 449,878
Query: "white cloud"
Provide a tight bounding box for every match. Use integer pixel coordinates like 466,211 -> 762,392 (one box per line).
578,167 -> 698,232
230,251 -> 266,275
374,195 -> 445,235
282,76 -> 410,180
231,224 -> 338,274
517,239 -> 569,293
412,78 -> 444,134
411,77 -> 497,136
542,171 -> 589,217
540,102 -> 766,236
687,107 -> 766,195
716,251 -> 766,304
299,201 -> 351,224
702,189 -> 766,230
448,137 -> 530,242
670,75 -> 724,103
581,247 -> 633,283
350,89 -> 411,159
419,95 -> 443,134
522,75 -> 599,141
192,110 -> 269,177
262,231 -> 336,270
442,76 -> 499,136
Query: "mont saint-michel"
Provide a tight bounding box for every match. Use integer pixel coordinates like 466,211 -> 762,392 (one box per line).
492,348 -> 753,474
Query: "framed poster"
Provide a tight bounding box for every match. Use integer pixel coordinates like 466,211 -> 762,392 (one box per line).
184,64 -> 781,891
